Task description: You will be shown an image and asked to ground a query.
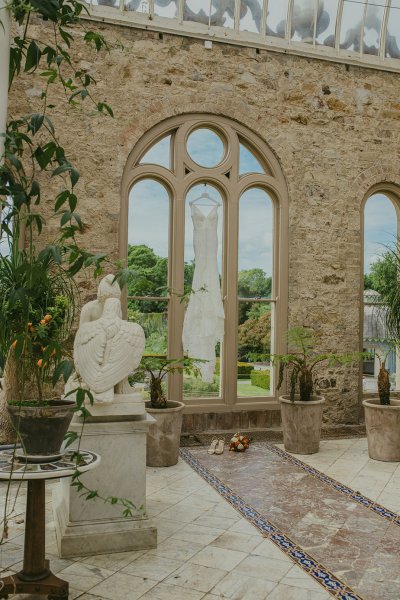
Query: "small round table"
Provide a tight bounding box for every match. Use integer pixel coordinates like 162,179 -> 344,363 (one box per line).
0,449 -> 100,599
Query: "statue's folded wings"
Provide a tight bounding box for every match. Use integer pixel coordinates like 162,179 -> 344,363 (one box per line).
74,298 -> 145,394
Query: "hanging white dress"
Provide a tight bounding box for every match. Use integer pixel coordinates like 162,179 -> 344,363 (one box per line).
182,204 -> 225,382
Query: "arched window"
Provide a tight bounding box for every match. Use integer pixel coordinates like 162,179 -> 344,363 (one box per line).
121,115 -> 288,410
363,191 -> 399,394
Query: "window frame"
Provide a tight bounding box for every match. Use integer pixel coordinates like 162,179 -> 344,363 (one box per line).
120,113 -> 288,412
360,183 -> 400,400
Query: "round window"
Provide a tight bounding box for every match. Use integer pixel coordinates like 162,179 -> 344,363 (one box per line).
186,128 -> 225,168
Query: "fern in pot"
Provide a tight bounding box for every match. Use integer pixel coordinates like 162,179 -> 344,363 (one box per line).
268,327 -> 357,455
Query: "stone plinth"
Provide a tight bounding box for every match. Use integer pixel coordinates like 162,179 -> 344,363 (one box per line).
53,407 -> 157,558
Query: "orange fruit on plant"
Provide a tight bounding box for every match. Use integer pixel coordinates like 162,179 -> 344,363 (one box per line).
37,359 -> 43,368
44,314 -> 52,323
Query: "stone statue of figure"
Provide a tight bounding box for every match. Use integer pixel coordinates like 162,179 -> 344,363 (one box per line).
72,275 -> 145,403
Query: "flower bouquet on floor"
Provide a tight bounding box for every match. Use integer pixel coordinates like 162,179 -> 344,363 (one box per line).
229,432 -> 250,452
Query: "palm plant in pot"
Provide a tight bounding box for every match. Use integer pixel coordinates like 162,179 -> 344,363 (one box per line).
134,355 -> 201,467
362,247 -> 400,461
269,327 -> 354,455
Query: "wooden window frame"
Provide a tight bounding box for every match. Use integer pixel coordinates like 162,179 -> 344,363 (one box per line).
120,113 -> 288,412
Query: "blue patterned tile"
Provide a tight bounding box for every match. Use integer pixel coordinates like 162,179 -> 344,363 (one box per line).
311,569 -> 345,590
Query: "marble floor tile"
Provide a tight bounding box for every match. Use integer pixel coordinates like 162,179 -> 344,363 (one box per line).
210,570 -> 276,600
156,502 -> 209,524
191,513 -> 239,530
281,565 -> 333,592
147,537 -> 206,561
121,554 -> 184,581
211,530 -> 263,553
233,554 -> 292,583
265,582 -> 331,599
163,562 -> 227,592
57,563 -> 114,592
138,582 -> 204,600
81,550 -> 147,571
89,572 -> 157,599
189,545 -> 247,571
171,523 -> 226,545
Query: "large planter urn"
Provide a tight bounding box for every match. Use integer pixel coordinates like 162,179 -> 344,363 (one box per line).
146,401 -> 184,467
7,399 -> 75,459
279,395 -> 325,454
363,398 -> 400,461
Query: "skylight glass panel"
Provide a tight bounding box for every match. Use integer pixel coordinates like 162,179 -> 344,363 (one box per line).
266,0 -> 289,38
340,0 -> 364,53
183,0 -> 234,27
92,0 -> 120,6
240,0 -> 263,33
210,0 -> 235,28
291,0 -> 316,43
363,2 -> 384,56
125,0 -> 150,12
154,0 -> 178,18
386,0 -> 400,59
316,0 -> 338,47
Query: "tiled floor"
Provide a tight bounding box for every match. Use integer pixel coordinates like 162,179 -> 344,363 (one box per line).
0,438 -> 398,600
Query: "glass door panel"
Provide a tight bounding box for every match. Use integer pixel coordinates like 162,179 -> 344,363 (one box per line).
183,183 -> 224,399
237,187 -> 273,397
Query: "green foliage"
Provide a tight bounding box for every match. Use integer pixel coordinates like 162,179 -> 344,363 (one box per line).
366,249 -> 400,345
183,376 -> 219,396
266,327 -> 361,402
127,245 -> 196,312
136,355 -> 202,409
238,269 -> 272,324
0,0 -> 114,402
366,252 -> 397,297
250,369 -> 270,390
238,311 -> 271,360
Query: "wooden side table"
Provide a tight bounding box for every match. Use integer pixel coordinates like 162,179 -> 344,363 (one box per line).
0,449 -> 100,599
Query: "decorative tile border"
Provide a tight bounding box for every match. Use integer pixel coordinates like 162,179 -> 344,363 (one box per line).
267,443 -> 400,525
180,448 -> 364,600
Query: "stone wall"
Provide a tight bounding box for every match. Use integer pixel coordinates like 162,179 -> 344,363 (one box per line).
9,18 -> 400,427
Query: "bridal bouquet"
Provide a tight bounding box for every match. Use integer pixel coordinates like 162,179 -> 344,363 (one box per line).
229,433 -> 250,452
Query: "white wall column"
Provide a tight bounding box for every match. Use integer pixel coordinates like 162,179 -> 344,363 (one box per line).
0,0 -> 11,162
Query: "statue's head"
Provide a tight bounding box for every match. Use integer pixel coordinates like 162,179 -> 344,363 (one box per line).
97,274 -> 121,302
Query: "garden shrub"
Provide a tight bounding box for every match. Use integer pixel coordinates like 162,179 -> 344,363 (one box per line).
250,370 -> 270,390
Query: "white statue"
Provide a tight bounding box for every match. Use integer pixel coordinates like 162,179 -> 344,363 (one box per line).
72,276 -> 145,404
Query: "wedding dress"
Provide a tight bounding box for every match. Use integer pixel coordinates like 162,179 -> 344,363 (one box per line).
182,204 -> 225,382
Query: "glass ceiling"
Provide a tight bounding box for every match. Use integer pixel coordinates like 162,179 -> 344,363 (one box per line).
89,1 -> 400,70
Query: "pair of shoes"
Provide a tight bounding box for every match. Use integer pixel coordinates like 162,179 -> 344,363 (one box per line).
207,439 -> 224,455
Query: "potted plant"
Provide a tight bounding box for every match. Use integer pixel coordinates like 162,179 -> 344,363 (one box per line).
134,355 -> 201,467
0,233 -> 77,458
363,348 -> 400,461
270,327 -> 354,455
0,0 -> 112,459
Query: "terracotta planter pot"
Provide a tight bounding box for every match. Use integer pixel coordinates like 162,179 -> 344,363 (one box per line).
279,395 -> 325,454
363,398 -> 400,461
146,401 -> 184,467
7,399 -> 75,459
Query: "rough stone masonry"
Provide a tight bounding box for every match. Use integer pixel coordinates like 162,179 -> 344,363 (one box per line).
8,17 -> 400,430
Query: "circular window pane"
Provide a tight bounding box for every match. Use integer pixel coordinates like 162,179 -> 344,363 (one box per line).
186,128 -> 225,168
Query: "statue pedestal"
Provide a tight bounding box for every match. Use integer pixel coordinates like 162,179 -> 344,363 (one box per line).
53,405 -> 157,558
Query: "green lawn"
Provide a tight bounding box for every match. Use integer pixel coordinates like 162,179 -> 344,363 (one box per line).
237,379 -> 270,397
